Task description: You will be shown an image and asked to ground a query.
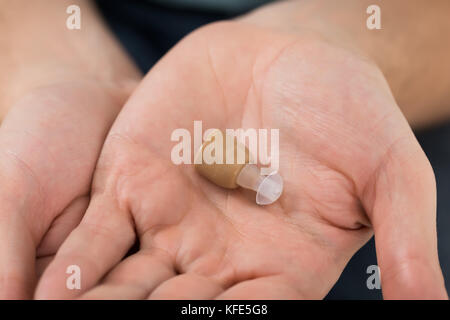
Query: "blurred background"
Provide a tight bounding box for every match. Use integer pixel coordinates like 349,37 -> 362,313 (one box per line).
94,0 -> 450,299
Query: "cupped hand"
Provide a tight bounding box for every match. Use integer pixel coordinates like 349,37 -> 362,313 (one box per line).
36,21 -> 447,299
0,78 -> 137,299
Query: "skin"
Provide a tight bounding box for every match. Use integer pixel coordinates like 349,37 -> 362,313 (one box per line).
0,0 -> 141,298
0,0 -> 448,299
35,19 -> 447,299
244,0 -> 450,129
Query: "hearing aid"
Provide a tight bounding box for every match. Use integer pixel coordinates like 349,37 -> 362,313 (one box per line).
194,129 -> 283,205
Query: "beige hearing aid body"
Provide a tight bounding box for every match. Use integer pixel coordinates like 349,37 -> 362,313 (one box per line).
194,130 -> 283,205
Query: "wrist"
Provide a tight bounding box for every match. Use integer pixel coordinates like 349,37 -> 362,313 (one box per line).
0,0 -> 141,121
0,70 -> 139,123
241,1 -> 376,63
242,0 -> 450,128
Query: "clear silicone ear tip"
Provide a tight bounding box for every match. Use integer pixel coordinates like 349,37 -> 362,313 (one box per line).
256,172 -> 283,205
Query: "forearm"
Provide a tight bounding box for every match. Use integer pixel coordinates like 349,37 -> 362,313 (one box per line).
0,0 -> 141,120
243,0 -> 450,128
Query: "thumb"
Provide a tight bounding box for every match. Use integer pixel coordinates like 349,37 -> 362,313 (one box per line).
363,138 -> 448,299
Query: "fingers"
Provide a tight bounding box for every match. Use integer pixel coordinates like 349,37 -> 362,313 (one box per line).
149,274 -> 224,300
35,195 -> 135,299
0,142 -> 48,299
216,276 -> 303,300
0,208 -> 36,299
0,155 -> 42,299
36,196 -> 88,258
80,248 -> 175,300
36,256 -> 53,279
363,140 -> 448,299
34,196 -> 89,280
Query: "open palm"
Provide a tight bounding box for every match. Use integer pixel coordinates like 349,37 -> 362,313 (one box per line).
36,21 -> 447,299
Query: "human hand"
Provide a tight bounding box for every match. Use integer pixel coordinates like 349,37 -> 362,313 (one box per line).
36,19 -> 447,299
0,0 -> 141,299
0,79 -> 138,299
